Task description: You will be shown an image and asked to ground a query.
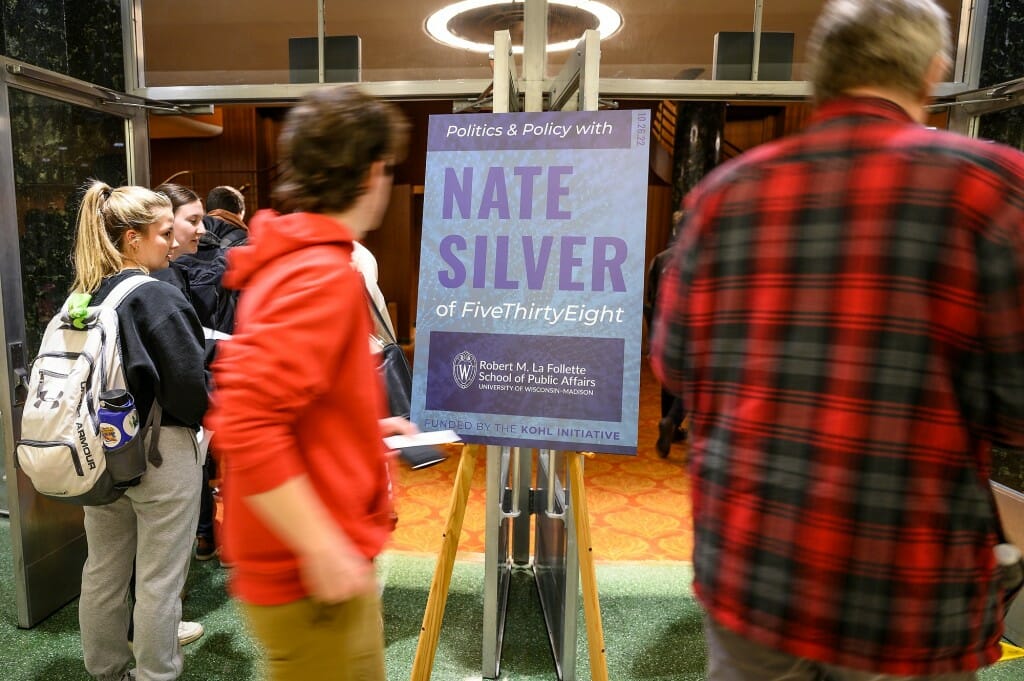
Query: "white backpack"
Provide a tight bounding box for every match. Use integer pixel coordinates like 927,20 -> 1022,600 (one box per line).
16,275 -> 154,505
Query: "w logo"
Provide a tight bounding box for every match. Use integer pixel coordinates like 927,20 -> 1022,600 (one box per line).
452,351 -> 478,389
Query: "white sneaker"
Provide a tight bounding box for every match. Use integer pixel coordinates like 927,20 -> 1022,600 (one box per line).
177,620 -> 204,646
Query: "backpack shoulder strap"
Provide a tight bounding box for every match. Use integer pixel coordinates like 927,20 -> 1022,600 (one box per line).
220,230 -> 247,248
364,286 -> 397,344
100,274 -> 156,311
57,275 -> 154,329
92,274 -> 166,464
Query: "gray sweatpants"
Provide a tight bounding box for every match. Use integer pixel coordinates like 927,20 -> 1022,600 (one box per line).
80,426 -> 204,681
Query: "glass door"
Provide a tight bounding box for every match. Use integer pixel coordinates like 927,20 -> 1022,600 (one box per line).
979,99 -> 1024,497
1,80 -> 131,627
975,93 -> 1024,645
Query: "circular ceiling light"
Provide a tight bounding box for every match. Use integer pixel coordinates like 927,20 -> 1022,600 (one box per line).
425,0 -> 622,54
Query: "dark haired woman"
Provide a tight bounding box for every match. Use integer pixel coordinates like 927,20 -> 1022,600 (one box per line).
73,181 -> 207,681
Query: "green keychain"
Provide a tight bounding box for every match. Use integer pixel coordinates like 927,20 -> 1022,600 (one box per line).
67,292 -> 92,329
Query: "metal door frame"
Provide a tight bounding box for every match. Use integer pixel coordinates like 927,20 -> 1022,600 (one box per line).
0,56 -> 148,627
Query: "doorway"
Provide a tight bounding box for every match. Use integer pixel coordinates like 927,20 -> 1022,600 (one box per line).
0,78 -> 135,627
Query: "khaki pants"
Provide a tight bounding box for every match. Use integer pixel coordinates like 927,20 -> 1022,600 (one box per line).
243,593 -> 386,681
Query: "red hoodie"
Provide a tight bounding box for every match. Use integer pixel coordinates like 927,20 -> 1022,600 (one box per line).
207,210 -> 393,606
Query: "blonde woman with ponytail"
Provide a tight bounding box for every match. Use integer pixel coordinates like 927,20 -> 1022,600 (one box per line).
73,181 -> 209,681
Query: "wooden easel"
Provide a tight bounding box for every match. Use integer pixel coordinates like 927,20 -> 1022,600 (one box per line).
568,451 -> 609,681
409,444 -> 478,680
409,447 -> 608,681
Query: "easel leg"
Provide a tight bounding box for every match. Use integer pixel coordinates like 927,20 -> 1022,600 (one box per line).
409,443 -> 479,681
568,451 -> 609,681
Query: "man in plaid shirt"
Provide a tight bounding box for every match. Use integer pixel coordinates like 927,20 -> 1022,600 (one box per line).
652,0 -> 1024,678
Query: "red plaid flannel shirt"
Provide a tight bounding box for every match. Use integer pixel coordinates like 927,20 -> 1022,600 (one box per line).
652,97 -> 1024,675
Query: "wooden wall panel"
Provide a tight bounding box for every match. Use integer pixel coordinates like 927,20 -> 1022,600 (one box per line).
646,184 -> 675,266
723,102 -> 815,158
783,102 -> 814,135
149,105 -> 259,209
254,107 -> 287,211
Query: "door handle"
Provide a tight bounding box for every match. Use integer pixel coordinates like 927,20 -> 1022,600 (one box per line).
13,367 -> 29,406
9,342 -> 28,407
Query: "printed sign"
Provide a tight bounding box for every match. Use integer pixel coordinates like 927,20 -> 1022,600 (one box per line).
411,110 -> 649,454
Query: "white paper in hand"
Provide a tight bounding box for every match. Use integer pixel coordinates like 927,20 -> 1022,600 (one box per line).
383,430 -> 461,470
383,429 -> 461,450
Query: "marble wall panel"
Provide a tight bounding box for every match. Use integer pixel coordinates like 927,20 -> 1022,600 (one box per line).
1,0 -> 123,90
672,103 -> 726,211
66,0 -> 124,91
980,0 -> 1024,89
8,90 -> 128,355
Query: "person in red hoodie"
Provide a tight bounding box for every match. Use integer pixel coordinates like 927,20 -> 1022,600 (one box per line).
207,85 -> 415,681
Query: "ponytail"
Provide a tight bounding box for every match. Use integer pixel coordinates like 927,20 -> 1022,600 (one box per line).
73,182 -> 125,293
72,180 -> 173,293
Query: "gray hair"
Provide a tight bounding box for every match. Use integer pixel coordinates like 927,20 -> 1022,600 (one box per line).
807,0 -> 951,103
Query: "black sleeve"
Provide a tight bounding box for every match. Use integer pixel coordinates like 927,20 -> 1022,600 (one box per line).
184,251 -> 231,331
117,280 -> 209,427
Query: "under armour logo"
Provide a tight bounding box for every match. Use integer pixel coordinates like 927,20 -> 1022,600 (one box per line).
34,386 -> 63,409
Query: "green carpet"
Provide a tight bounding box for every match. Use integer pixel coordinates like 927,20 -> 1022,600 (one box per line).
2,519 -> 1023,680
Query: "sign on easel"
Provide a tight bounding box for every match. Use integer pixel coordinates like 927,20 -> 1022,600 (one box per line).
411,110 -> 650,454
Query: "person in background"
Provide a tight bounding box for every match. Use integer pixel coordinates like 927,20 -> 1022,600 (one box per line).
206,184 -> 246,222
150,182 -> 211,645
207,85 -> 417,681
652,0 -> 1024,679
157,184 -> 207,261
73,181 -> 207,681
150,183 -> 206,312
203,185 -> 248,248
352,240 -> 396,340
645,209 -> 686,458
155,185 -> 239,566
182,184 -> 247,337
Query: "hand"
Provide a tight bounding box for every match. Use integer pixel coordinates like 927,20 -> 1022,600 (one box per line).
298,539 -> 376,603
379,416 -> 419,438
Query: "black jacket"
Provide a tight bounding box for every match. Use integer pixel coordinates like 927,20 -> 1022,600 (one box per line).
92,269 -> 208,428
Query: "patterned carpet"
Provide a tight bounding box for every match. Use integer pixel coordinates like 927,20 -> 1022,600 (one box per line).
390,360 -> 693,561
388,366 -> 1024,670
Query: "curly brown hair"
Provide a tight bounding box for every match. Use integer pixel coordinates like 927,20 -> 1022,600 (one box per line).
273,86 -> 409,214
